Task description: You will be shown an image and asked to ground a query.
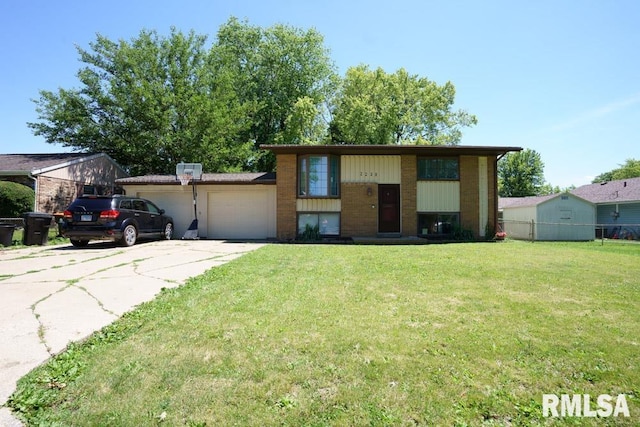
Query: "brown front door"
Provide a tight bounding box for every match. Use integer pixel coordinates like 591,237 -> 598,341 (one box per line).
378,184 -> 400,233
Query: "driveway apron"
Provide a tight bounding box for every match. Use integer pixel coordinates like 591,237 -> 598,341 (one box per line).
0,239 -> 263,426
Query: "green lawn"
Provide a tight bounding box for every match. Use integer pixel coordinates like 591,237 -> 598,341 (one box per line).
7,241 -> 640,426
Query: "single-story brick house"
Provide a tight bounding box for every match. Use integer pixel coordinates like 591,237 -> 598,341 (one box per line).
571,177 -> 640,239
117,144 -> 521,241
0,153 -> 128,213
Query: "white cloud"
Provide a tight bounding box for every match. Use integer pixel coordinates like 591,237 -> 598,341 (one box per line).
549,92 -> 640,132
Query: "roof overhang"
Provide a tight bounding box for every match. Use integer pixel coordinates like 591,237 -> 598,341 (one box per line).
261,144 -> 522,157
116,172 -> 276,185
0,170 -> 32,176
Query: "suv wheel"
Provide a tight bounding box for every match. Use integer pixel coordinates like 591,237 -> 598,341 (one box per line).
121,224 -> 137,247
70,239 -> 89,247
162,222 -> 174,240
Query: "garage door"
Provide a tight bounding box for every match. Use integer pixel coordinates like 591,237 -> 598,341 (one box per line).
208,187 -> 276,239
137,190 -> 196,239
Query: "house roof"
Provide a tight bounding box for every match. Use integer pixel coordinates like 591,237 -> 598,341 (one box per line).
499,193 -> 593,209
261,144 -> 522,157
0,153 -> 92,173
571,177 -> 640,204
116,172 -> 276,185
0,153 -> 125,175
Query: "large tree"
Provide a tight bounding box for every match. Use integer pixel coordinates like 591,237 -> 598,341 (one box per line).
29,28 -> 254,175
28,19 -> 478,174
330,65 -> 477,145
28,19 -> 338,174
498,149 -> 546,197
592,158 -> 640,183
211,18 -> 339,169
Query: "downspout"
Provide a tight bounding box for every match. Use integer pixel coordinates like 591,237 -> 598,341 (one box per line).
28,173 -> 38,212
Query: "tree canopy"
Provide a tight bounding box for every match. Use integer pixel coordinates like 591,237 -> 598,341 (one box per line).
331,65 -> 477,145
29,18 -> 477,175
498,149 -> 546,197
592,158 -> 640,183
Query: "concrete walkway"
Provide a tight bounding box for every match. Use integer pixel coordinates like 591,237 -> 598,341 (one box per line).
0,239 -> 264,426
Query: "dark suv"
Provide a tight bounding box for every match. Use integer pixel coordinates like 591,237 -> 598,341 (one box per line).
61,195 -> 174,247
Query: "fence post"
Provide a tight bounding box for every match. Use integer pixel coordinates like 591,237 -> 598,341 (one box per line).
530,219 -> 535,242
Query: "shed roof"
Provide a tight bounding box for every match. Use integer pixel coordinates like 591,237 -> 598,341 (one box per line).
571,177 -> 640,204
499,194 -> 557,209
261,144 -> 522,157
0,153 -> 103,174
499,193 -> 594,209
116,172 -> 276,185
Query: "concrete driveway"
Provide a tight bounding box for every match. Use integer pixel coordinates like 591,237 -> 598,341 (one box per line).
0,239 -> 264,426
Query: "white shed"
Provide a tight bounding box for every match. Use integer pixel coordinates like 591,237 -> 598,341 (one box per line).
500,193 -> 595,241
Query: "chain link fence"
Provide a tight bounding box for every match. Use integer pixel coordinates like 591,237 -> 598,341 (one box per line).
499,219 -> 640,243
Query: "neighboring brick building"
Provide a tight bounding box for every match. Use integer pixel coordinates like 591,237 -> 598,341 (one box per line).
0,153 -> 128,214
262,145 -> 520,241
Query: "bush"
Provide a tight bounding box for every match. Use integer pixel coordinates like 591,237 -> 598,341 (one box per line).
298,223 -> 321,241
0,181 -> 35,217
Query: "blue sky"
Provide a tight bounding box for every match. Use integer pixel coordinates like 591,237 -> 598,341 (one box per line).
1,0 -> 638,188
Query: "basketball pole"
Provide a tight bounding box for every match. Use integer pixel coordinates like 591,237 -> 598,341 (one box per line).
192,177 -> 197,221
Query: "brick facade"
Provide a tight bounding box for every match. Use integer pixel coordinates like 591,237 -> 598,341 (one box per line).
459,156 -> 479,237
341,183 -> 378,237
0,176 -> 79,213
275,154 -> 298,240
400,155 -> 417,236
37,176 -> 79,213
267,146 -> 512,242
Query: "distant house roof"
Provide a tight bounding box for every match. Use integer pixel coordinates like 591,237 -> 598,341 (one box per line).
571,177 -> 640,204
116,172 -> 276,185
0,153 -> 123,175
499,193 -> 593,210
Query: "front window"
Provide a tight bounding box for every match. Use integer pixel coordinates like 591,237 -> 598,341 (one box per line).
298,213 -> 340,236
418,213 -> 459,237
417,158 -> 459,180
299,155 -> 339,197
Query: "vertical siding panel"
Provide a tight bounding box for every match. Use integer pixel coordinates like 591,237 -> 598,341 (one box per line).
297,199 -> 341,212
416,182 -> 460,211
478,157 -> 488,237
341,156 -> 401,183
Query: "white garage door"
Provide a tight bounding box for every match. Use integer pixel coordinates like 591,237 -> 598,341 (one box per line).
208,187 -> 276,239
137,190 -> 196,238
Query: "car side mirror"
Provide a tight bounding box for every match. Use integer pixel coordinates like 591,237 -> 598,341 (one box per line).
159,209 -> 165,214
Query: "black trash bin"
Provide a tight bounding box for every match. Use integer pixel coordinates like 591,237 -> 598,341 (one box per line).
0,223 -> 16,247
22,212 -> 54,246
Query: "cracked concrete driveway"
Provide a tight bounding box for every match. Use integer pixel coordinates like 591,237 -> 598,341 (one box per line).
0,239 -> 263,426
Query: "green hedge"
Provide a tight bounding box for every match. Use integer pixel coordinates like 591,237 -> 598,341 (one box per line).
0,181 -> 35,217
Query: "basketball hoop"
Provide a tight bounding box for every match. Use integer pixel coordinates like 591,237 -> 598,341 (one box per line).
178,174 -> 192,186
175,162 -> 202,239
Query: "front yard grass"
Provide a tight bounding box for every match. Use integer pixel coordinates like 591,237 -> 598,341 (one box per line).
8,241 -> 640,425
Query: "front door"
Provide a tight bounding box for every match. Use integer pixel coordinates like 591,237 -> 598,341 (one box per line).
378,184 -> 400,233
